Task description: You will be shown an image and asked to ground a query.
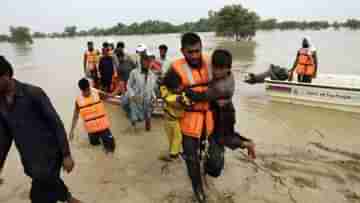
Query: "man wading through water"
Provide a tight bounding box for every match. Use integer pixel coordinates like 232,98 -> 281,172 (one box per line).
0,56 -> 81,203
165,33 -> 214,203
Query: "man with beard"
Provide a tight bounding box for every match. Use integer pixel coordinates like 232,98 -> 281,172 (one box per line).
125,53 -> 157,131
0,56 -> 81,203
164,33 -> 214,203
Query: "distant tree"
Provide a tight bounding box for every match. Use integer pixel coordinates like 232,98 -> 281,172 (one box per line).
33,32 -> 47,38
64,26 -> 77,37
332,21 -> 341,30
258,18 -> 277,30
277,21 -> 300,30
0,34 -> 10,42
77,30 -> 88,37
344,19 -> 360,30
9,26 -> 33,43
212,4 -> 260,41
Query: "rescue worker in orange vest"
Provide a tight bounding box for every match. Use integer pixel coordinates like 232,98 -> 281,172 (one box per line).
69,78 -> 115,153
83,41 -> 100,82
165,33 -> 213,203
289,37 -> 318,83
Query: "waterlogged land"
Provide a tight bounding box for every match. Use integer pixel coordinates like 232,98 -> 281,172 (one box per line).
1,31 -> 359,202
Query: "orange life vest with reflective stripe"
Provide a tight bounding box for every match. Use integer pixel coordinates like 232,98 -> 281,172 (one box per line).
172,57 -> 214,138
85,50 -> 99,71
76,91 -> 110,134
296,48 -> 315,76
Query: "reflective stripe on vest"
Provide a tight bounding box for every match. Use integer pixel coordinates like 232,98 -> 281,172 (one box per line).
172,57 -> 214,138
180,58 -> 213,86
77,91 -> 110,134
296,48 -> 315,76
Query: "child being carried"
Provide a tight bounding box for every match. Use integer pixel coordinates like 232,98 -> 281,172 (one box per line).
208,49 -> 256,159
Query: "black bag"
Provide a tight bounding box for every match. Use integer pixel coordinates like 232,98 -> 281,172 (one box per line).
204,139 -> 225,178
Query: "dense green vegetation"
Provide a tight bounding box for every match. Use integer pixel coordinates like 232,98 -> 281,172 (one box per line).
7,26 -> 33,43
1,4 -> 360,43
210,5 -> 259,41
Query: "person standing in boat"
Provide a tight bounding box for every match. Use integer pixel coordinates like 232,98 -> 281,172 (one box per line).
289,37 -> 318,83
114,41 -> 136,93
0,56 -> 81,203
158,44 -> 172,74
83,41 -> 100,85
98,42 -> 118,92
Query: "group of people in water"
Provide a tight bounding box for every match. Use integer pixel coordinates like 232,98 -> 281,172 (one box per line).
0,32 -> 318,203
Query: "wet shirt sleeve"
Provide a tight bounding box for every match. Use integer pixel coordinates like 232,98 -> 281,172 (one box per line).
208,74 -> 235,101
31,87 -> 71,158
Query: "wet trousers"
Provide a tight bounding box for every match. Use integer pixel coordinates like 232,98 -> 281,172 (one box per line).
88,129 -> 116,153
164,119 -> 182,156
297,75 -> 312,83
30,157 -> 70,203
182,135 -> 204,195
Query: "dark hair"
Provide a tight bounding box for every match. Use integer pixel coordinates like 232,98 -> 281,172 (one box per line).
212,49 -> 232,69
0,56 -> 14,77
163,70 -> 181,90
102,42 -> 109,48
181,32 -> 202,49
87,41 -> 93,45
78,78 -> 90,91
302,39 -> 310,48
159,44 -> 168,51
142,54 -> 153,62
117,42 -> 125,49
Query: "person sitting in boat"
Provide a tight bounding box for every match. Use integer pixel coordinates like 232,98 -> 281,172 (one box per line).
98,42 -> 118,93
83,41 -> 100,86
289,37 -> 318,83
124,53 -> 157,131
69,78 -> 116,154
244,64 -> 290,84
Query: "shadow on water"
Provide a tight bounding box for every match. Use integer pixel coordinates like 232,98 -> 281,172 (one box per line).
11,43 -> 33,57
10,43 -> 36,72
215,40 -> 257,71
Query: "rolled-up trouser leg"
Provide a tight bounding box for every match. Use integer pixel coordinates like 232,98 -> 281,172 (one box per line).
182,136 -> 204,196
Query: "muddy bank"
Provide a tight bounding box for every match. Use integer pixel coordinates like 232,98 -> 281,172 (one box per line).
1,104 -> 360,203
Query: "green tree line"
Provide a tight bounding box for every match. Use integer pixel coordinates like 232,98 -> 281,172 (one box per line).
1,4 -> 360,43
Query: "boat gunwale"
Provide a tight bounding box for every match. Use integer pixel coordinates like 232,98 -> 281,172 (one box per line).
264,79 -> 360,92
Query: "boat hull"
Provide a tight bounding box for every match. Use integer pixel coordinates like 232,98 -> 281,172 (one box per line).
265,78 -> 360,113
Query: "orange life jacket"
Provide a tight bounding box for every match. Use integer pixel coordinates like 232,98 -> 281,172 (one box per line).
85,50 -> 99,71
76,91 -> 110,134
172,57 -> 214,138
296,48 -> 315,76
